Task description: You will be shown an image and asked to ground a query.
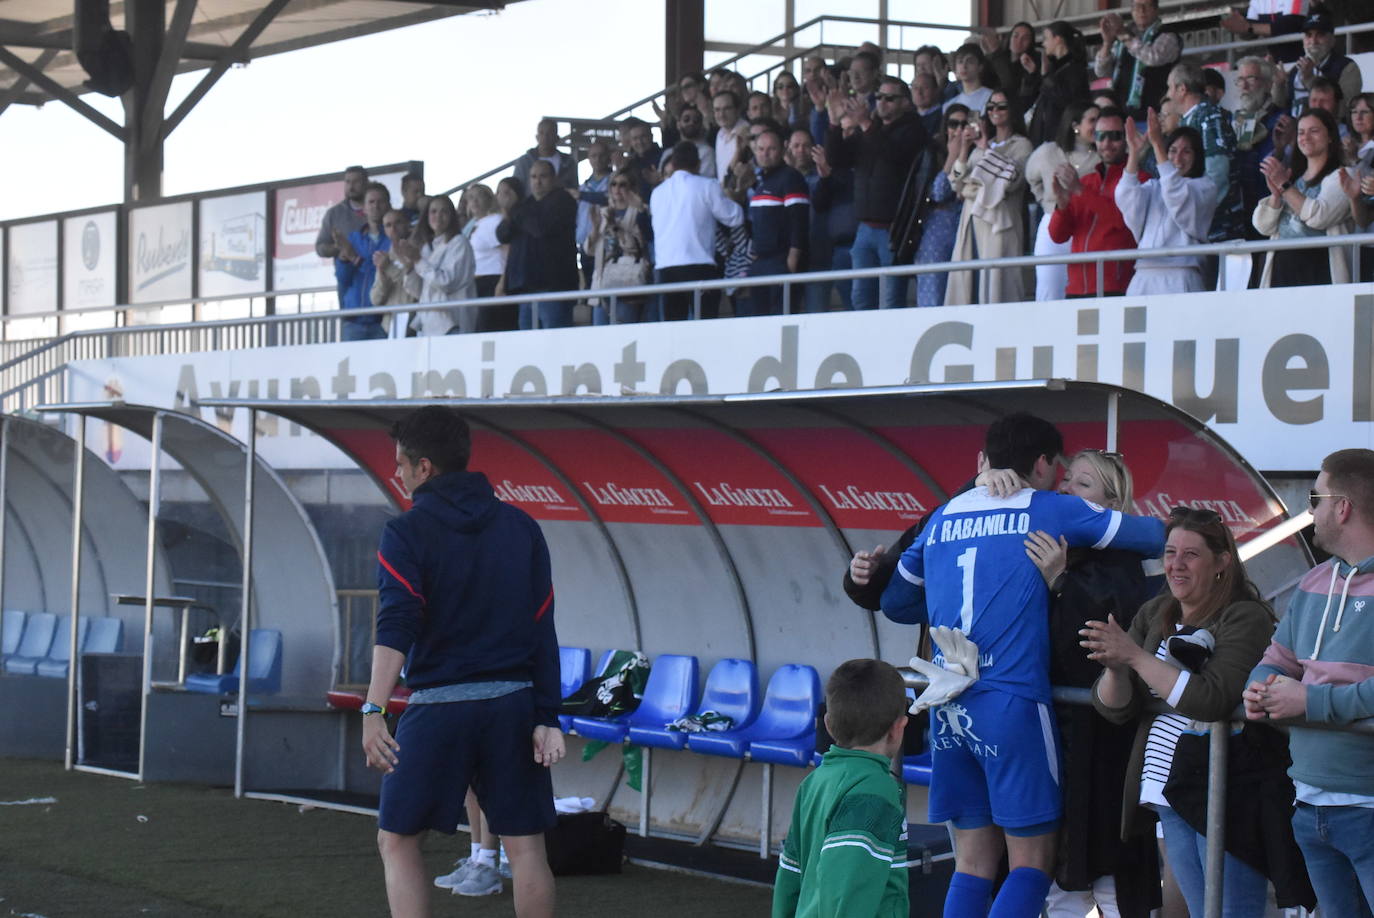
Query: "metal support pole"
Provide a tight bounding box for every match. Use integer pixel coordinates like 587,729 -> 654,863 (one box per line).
233,409 -> 257,799
760,762 -> 773,858
782,280 -> 792,315
0,417 -> 9,650
639,746 -> 651,838
1096,258 -> 1105,300
1105,391 -> 1120,453
65,416 -> 87,770
137,412 -> 164,780
1203,721 -> 1229,918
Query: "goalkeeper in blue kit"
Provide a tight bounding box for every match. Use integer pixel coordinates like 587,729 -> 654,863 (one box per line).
881,414 -> 1164,918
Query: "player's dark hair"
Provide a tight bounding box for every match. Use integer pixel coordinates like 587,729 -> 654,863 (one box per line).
983,413 -> 1064,479
825,659 -> 908,748
391,406 -> 471,475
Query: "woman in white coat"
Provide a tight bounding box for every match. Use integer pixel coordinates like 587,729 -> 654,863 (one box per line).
402,194 -> 478,334
945,88 -> 1034,305
1115,112 -> 1217,295
1252,108 -> 1354,287
1025,101 -> 1101,300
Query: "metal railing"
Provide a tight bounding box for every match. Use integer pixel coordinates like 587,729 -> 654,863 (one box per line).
898,674 -> 1371,918
2,230 -> 1369,414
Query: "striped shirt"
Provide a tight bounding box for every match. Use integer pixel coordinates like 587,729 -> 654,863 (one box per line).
1140,627 -> 1192,808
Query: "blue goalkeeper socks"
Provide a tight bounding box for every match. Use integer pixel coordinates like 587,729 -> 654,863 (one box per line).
943,871 -> 993,918
987,866 -> 1052,918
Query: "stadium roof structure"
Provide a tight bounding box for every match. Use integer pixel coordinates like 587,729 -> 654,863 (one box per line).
0,0 -> 520,197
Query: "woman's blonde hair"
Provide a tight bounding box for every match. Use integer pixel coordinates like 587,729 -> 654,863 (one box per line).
1069,448 -> 1133,512
464,183 -> 497,218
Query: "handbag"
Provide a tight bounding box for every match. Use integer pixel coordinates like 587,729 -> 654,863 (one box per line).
598,256 -> 651,289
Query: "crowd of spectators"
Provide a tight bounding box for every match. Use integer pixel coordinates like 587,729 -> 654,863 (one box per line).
319,1 -> 1374,333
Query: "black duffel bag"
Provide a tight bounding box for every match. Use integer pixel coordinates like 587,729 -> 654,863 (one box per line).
544,811 -> 626,876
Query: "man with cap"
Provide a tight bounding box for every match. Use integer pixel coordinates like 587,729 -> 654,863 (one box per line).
1289,6 -> 1362,118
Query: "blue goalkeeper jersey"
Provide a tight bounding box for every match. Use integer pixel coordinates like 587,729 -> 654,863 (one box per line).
880,487 -> 1165,703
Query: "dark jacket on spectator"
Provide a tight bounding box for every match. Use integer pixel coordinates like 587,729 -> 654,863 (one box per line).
497,189 -> 579,294
825,110 -> 927,227
1048,161 -> 1147,295
749,164 -> 810,259
811,169 -> 858,248
1029,53 -> 1090,147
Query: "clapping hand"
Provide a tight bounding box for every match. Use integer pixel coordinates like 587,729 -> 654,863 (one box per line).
811,144 -> 832,178
1340,166 -> 1361,201
1079,614 -> 1141,671
977,27 -> 1000,55
1099,12 -> 1123,42
1259,155 -> 1292,200
1272,114 -> 1296,152
1124,116 -> 1148,165
371,250 -> 389,270
1052,161 -> 1081,206
1145,106 -> 1165,150
1020,51 -> 1038,74
849,545 -> 886,587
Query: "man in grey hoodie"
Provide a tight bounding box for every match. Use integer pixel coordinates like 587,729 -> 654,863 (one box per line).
1245,447 -> 1374,914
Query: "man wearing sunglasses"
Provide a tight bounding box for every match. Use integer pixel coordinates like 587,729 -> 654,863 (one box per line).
1048,106 -> 1148,297
824,75 -> 927,309
1245,449 -> 1374,916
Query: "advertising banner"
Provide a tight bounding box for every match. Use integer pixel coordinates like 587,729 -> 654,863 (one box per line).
7,220 -> 59,315
64,282 -> 1374,474
128,202 -> 192,304
272,179 -> 340,292
62,211 -> 118,310
198,191 -> 266,297
272,171 -> 408,294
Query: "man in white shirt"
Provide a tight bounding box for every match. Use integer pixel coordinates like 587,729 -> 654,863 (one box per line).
650,142 -> 745,320
712,91 -> 750,188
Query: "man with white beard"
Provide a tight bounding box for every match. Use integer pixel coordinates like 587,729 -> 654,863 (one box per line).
1233,55 -> 1292,286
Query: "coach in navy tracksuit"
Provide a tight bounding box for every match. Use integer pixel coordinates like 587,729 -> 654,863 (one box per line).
738,125 -> 810,316
362,405 -> 563,916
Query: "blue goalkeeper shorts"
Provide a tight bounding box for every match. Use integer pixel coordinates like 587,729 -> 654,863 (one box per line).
927,688 -> 1062,832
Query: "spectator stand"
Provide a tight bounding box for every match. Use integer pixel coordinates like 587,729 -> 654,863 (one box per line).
0,415 -> 169,767
32,402 -> 337,796
196,378 -> 1311,853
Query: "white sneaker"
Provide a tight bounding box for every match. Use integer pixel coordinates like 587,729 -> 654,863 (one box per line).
453,862 -> 502,897
433,858 -> 472,889
497,859 -> 512,880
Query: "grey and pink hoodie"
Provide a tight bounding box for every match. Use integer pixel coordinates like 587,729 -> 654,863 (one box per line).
1250,555 -> 1374,795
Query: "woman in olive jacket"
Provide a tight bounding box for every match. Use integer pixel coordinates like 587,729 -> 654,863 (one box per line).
1085,507 -> 1312,916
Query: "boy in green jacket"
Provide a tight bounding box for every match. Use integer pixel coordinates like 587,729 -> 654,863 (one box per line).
773,659 -> 909,918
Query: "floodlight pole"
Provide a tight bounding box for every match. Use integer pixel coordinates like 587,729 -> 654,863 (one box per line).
0,417 -> 9,656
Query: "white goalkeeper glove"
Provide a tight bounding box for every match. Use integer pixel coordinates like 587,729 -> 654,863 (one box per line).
906,626 -> 981,713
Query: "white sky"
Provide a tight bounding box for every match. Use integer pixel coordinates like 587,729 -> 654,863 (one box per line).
0,0 -> 970,222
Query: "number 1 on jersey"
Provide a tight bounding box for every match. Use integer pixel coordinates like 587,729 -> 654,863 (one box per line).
956,547 -> 977,632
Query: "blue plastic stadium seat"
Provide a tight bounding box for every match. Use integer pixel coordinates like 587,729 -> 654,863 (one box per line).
572,654 -> 699,744
689,664 -> 820,762
560,649 -> 613,732
84,617 -> 124,655
184,629 -> 282,695
902,751 -> 933,786
34,616 -> 91,678
1,610 -> 27,658
4,612 -> 59,675
559,647 -> 591,700
630,658 -> 757,751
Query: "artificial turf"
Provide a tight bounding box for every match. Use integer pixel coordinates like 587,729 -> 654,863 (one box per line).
0,758 -> 774,917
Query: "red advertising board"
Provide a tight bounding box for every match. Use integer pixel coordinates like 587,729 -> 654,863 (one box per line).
622,427 -> 819,527
748,427 -> 941,530
470,430 -> 587,521
273,180 -> 350,290
321,426 -> 588,520
514,428 -> 696,525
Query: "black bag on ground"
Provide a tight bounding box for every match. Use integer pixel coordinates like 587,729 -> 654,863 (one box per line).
544,811 -> 626,875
